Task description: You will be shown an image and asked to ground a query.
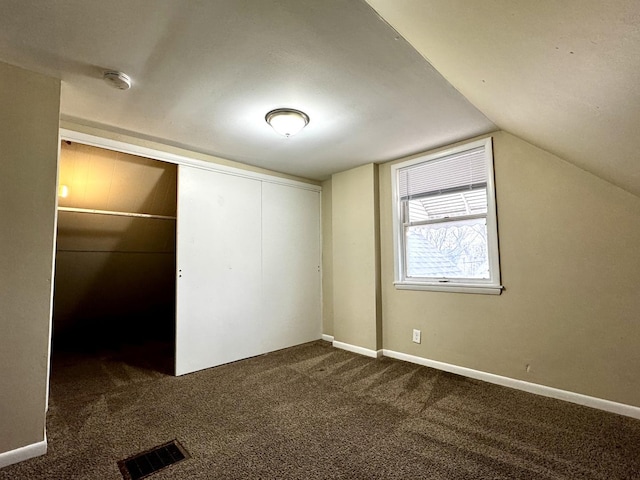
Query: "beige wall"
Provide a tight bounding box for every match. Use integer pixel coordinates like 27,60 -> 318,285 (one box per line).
54,142 -> 177,345
332,163 -> 381,350
321,179 -> 334,336
0,63 -> 60,453
378,131 -> 640,406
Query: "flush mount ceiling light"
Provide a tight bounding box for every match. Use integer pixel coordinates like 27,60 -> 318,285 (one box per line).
265,108 -> 309,137
103,70 -> 131,90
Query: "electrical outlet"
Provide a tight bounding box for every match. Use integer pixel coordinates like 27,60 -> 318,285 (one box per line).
412,329 -> 421,344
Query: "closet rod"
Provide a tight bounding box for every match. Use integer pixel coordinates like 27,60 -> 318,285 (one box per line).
58,206 -> 176,220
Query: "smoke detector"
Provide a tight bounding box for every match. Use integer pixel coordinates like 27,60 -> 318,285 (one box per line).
103,71 -> 131,90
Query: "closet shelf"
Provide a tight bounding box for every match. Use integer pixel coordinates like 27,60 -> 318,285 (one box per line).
58,206 -> 176,220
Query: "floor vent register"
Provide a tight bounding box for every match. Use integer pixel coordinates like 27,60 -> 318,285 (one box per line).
118,439 -> 190,480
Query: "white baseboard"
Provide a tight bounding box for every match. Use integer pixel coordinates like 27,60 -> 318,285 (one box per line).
333,340 -> 383,359
382,349 -> 640,420
0,439 -> 47,469
321,334 -> 334,343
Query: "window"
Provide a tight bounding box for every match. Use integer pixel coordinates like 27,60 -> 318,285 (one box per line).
391,137 -> 502,294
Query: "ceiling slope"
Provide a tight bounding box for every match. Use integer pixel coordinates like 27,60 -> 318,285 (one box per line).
0,0 -> 495,180
366,0 -> 640,197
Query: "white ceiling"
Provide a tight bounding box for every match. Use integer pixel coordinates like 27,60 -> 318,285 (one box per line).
0,0 -> 495,180
3,1 -> 638,193
366,0 -> 640,197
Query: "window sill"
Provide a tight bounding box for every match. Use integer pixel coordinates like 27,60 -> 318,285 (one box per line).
394,282 -> 503,295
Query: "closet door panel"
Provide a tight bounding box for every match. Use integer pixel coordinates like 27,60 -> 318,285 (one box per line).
176,166 -> 262,375
261,183 -> 322,348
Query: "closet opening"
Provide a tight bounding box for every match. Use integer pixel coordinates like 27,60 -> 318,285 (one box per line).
52,140 -> 177,378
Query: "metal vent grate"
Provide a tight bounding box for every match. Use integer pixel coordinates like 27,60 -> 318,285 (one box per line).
118,439 -> 189,480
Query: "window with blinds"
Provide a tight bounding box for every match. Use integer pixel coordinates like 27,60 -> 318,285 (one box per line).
391,137 -> 502,294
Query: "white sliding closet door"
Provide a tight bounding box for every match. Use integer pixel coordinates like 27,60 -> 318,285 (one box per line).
175,166 -> 262,375
176,165 -> 321,376
261,182 -> 321,349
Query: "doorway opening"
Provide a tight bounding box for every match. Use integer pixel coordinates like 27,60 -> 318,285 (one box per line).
52,140 -> 177,381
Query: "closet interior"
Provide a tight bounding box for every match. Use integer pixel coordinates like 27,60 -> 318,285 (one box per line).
53,141 -> 177,373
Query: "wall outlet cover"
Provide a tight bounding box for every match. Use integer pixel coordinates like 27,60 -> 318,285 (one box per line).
412,329 -> 421,344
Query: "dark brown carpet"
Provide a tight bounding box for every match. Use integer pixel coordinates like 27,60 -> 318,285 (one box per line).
2,340 -> 640,479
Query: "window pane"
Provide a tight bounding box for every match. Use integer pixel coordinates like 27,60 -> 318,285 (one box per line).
407,188 -> 487,222
405,217 -> 489,279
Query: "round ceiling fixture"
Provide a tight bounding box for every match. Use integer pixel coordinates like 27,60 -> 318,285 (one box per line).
265,108 -> 309,137
103,70 -> 132,90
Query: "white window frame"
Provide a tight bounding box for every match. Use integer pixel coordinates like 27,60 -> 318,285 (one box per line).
391,137 -> 503,295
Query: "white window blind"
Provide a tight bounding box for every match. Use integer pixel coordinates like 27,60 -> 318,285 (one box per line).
398,146 -> 487,201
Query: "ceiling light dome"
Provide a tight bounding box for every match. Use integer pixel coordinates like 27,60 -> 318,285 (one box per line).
265,108 -> 309,137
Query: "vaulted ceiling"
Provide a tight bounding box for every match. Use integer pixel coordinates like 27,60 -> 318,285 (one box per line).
366,0 -> 640,197
1,1 -> 638,195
